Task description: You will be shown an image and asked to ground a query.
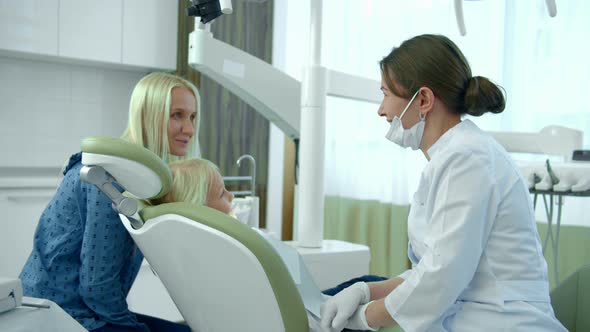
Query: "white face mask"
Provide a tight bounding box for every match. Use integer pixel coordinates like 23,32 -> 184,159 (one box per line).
385,89 -> 426,150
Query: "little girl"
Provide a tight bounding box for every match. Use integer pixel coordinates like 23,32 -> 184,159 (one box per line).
149,158 -> 234,214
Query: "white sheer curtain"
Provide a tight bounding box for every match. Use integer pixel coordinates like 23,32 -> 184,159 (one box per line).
496,0 -> 590,227
324,97 -> 426,204
280,0 -> 590,222
498,0 -> 590,137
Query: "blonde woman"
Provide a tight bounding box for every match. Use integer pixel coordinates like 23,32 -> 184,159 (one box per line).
20,73 -> 200,332
149,158 -> 234,215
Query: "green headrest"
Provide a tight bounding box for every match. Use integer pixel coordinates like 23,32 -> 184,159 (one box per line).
81,136 -> 172,199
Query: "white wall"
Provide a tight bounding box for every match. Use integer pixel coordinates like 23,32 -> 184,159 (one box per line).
0,56 -> 146,277
0,56 -> 145,168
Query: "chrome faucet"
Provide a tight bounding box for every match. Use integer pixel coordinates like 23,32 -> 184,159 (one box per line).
237,154 -> 256,197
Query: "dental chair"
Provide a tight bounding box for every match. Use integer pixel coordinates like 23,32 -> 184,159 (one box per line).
79,136 -> 308,332
550,264 -> 590,332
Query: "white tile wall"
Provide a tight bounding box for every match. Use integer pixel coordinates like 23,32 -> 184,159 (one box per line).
0,56 -> 146,168
0,56 -> 146,277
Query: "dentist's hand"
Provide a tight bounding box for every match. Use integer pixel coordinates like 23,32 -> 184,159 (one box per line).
344,302 -> 378,331
320,282 -> 370,331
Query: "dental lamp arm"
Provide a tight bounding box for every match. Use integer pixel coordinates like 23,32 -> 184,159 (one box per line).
188,27 -> 301,139
187,30 -> 381,140
186,0 -> 380,141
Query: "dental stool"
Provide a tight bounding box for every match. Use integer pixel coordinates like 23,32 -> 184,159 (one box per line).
550,264 -> 590,332
80,136 -> 308,332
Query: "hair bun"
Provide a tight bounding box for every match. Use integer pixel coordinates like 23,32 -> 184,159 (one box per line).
463,76 -> 506,116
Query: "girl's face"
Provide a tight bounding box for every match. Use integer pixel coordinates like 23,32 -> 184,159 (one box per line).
168,86 -> 197,156
206,172 -> 234,215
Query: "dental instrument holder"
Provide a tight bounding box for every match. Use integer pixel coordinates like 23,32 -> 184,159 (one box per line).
490,126 -> 589,284
80,165 -> 143,229
224,154 -> 260,228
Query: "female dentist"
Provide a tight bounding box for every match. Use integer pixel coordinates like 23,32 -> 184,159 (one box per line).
20,72 -> 200,332
320,34 -> 566,332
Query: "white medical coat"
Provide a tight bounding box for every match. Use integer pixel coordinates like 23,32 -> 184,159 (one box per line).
384,120 -> 566,332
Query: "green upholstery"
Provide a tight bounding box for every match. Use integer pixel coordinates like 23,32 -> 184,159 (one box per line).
81,136 -> 172,198
141,202 -> 309,332
550,264 -> 590,331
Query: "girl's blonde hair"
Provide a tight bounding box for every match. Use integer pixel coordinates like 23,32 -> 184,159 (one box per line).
121,72 -> 201,163
149,158 -> 220,206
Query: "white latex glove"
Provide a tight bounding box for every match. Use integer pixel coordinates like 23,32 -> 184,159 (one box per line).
320,282 -> 370,331
345,302 -> 378,331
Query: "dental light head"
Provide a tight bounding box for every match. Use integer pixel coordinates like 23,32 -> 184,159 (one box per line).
187,0 -> 233,24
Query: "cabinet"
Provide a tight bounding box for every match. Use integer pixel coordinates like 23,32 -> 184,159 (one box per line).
123,0 -> 178,70
0,0 -> 59,55
0,0 -> 177,71
58,0 -> 122,63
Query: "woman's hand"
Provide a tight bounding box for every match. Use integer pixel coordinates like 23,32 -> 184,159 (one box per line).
344,302 -> 378,331
320,282 -> 370,331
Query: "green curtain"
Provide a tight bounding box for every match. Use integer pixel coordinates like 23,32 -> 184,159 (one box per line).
324,197 -> 590,332
324,196 -> 408,332
324,196 -> 411,278
537,223 -> 590,289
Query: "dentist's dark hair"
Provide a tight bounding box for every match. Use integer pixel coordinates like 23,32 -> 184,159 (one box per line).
379,34 -> 505,117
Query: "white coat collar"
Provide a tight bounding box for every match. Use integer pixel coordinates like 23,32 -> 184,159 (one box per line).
426,119 -> 476,160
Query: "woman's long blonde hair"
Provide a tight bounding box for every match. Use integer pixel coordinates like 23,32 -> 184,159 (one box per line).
149,159 -> 220,206
121,72 -> 201,162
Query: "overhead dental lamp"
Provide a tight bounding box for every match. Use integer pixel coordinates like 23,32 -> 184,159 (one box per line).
187,0 -> 233,24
